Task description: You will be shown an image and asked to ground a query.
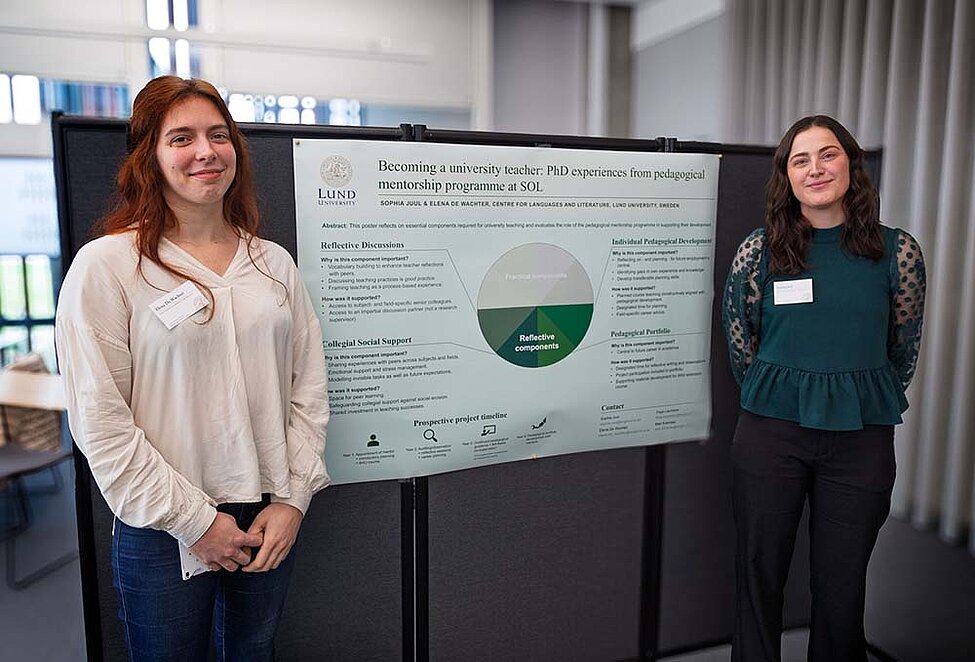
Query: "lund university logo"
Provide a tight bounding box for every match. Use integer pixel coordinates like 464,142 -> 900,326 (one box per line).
320,156 -> 353,188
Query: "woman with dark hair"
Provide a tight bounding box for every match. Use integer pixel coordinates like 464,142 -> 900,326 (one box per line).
722,115 -> 925,662
55,76 -> 329,661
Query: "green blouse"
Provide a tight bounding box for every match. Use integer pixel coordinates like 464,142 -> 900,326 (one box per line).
722,224 -> 926,431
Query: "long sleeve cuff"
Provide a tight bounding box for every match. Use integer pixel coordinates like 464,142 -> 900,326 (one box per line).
271,490 -> 313,515
168,499 -> 218,547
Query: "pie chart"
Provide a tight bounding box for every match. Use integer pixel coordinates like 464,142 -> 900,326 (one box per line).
477,243 -> 593,367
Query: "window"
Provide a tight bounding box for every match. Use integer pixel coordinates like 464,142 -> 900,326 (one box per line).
148,37 -> 200,79
10,75 -> 41,124
0,158 -> 60,370
146,0 -> 198,31
0,74 -> 42,125
0,75 -> 130,122
0,82 -> 123,369
0,74 -> 11,123
328,99 -> 362,126
224,92 -> 361,126
0,255 -> 57,369
146,0 -> 201,79
41,80 -> 130,118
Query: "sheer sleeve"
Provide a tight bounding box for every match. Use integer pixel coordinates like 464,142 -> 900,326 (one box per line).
722,228 -> 765,386
888,229 -> 926,389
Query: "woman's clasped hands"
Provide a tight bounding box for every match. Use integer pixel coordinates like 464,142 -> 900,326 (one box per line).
189,503 -> 302,573
190,512 -> 263,572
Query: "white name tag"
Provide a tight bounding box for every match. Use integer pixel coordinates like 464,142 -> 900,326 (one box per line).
149,281 -> 209,329
178,541 -> 213,581
773,278 -> 814,305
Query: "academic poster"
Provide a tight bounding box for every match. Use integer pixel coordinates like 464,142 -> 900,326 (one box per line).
293,139 -> 719,483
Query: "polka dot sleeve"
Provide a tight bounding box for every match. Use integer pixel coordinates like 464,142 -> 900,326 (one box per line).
722,228 -> 765,386
888,229 -> 926,389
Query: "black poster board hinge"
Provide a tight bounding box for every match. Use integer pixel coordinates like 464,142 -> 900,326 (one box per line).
656,136 -> 678,153
401,476 -> 429,662
640,445 -> 667,660
400,479 -> 416,661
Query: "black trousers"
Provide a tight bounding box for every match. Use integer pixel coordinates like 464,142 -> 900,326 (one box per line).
731,410 -> 895,662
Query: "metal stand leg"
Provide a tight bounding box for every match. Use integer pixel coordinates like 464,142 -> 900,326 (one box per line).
3,476 -> 79,590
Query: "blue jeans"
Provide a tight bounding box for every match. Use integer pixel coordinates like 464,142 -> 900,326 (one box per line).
111,498 -> 296,662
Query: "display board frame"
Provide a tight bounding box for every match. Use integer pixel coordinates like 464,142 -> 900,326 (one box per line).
53,112 -> 881,660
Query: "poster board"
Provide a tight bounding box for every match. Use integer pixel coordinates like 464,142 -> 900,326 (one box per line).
293,140 -> 720,483
53,115 -> 879,660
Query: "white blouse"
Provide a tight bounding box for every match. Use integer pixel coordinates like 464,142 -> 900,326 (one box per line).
56,232 -> 329,547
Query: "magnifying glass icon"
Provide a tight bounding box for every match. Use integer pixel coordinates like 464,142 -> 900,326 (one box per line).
423,428 -> 437,442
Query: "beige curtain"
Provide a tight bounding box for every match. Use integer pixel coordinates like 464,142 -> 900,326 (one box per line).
725,0 -> 975,553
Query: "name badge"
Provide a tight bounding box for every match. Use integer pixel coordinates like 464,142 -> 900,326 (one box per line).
149,281 -> 209,329
773,278 -> 813,305
178,542 -> 213,581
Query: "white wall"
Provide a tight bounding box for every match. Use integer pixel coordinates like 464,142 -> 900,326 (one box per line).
198,0 -> 487,108
630,0 -> 728,142
0,0 -> 492,156
493,0 -> 588,135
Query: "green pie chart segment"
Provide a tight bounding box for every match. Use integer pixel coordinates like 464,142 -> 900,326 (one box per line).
477,243 -> 594,368
536,304 -> 593,366
477,305 -> 536,351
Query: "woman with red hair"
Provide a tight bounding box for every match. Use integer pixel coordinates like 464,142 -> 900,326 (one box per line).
56,76 -> 329,661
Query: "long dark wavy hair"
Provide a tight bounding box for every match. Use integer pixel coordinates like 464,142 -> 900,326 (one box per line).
765,115 -> 884,274
97,76 -> 285,316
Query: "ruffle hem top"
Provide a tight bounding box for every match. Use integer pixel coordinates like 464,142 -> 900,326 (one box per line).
721,224 -> 925,431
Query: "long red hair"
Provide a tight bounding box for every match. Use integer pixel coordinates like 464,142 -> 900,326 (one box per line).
98,76 -> 274,309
